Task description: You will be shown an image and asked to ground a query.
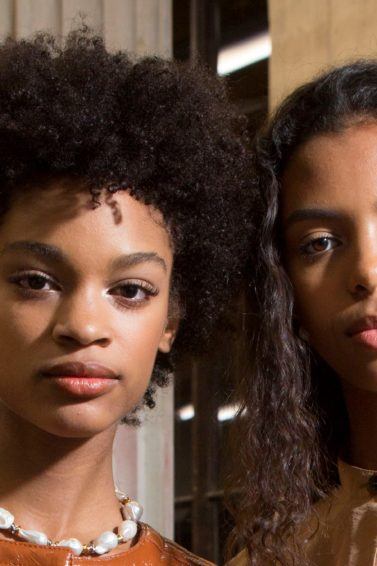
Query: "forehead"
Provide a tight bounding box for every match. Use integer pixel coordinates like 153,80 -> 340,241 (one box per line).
281,122 -> 377,214
0,179 -> 172,263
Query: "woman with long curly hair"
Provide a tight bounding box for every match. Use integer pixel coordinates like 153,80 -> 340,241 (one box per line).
0,29 -> 251,564
229,61 -> 377,565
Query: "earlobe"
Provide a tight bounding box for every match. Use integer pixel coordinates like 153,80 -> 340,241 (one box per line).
158,320 -> 178,353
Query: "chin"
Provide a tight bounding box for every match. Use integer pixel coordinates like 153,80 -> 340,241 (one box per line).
341,366 -> 377,394
32,405 -> 122,439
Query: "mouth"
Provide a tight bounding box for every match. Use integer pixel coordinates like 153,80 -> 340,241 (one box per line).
39,362 -> 119,398
346,316 -> 377,350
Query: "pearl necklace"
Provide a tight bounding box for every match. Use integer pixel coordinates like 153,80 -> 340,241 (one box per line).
0,490 -> 143,556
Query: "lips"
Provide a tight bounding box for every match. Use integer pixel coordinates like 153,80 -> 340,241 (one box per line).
346,316 -> 377,350
346,316 -> 377,337
40,361 -> 118,380
39,362 -> 119,398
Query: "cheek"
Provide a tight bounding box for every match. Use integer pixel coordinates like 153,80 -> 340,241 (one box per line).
0,301 -> 51,354
0,301 -> 44,346
289,266 -> 340,349
115,305 -> 168,377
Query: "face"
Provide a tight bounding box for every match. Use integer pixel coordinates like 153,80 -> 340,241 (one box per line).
0,179 -> 176,438
282,122 -> 377,393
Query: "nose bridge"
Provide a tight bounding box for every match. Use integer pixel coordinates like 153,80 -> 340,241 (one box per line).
349,221 -> 377,294
53,283 -> 110,345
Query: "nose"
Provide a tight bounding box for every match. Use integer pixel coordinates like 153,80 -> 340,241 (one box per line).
347,234 -> 377,300
52,287 -> 111,348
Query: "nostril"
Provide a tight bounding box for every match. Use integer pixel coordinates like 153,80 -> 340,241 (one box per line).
354,283 -> 368,292
350,282 -> 373,299
52,324 -> 111,348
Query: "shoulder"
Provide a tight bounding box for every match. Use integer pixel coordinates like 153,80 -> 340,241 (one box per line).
140,523 -> 215,565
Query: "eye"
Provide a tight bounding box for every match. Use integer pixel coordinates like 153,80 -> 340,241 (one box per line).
110,280 -> 158,307
300,235 -> 341,257
8,271 -> 59,292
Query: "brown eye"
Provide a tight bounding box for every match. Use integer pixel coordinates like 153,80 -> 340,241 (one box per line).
9,271 -> 58,291
312,237 -> 331,252
120,284 -> 143,299
110,280 -> 158,306
25,275 -> 49,290
300,236 -> 341,257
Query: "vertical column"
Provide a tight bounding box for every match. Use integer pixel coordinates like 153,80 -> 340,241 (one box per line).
269,0 -> 377,109
0,0 -> 13,40
0,0 -> 174,538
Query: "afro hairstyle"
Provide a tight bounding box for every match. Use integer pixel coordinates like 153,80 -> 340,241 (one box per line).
0,28 -> 252,410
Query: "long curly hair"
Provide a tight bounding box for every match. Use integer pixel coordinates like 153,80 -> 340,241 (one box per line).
229,60 -> 377,564
0,29 -> 252,411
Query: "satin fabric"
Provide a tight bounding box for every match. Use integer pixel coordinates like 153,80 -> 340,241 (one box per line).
0,522 -> 214,565
228,460 -> 377,566
303,460 -> 377,565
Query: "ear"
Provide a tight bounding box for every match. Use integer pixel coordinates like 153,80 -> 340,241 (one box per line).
158,317 -> 179,354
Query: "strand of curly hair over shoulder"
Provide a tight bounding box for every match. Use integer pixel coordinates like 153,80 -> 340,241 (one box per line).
228,60 -> 377,565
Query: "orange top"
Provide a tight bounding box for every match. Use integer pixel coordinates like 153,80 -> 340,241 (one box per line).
0,523 -> 214,565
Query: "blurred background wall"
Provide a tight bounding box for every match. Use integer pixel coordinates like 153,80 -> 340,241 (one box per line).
0,0 -> 171,55
269,0 -> 377,108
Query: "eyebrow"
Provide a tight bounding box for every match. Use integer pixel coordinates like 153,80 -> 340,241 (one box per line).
111,252 -> 167,272
0,240 -> 168,272
284,207 -> 344,229
0,240 -> 67,262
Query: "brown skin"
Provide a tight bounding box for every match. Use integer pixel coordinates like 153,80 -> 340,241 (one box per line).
0,179 -> 177,549
282,122 -> 377,470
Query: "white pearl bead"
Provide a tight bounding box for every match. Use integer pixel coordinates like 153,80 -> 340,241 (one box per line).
93,531 -> 118,555
0,508 -> 14,529
122,500 -> 143,522
18,528 -> 49,545
57,538 -> 83,556
118,519 -> 137,541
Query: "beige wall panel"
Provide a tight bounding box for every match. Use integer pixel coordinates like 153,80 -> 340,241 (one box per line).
0,0 -> 13,40
103,0 -> 135,53
61,0 -> 102,36
157,0 -> 172,59
269,0 -> 377,109
15,0 -> 59,38
329,0 -> 377,62
135,0 -> 171,58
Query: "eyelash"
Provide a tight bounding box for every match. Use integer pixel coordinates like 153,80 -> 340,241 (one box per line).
8,271 -> 159,308
111,279 -> 158,309
299,235 -> 342,260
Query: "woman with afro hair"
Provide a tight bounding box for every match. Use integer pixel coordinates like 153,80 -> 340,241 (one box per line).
229,61 -> 377,566
0,29 -> 251,564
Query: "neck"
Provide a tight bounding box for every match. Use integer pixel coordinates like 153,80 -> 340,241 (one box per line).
342,381 -> 377,471
0,406 -> 124,543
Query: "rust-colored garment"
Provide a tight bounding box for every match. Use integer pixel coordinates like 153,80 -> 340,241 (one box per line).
0,523 -> 214,565
228,460 -> 377,566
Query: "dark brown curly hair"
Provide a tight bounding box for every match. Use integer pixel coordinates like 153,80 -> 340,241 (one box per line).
0,28 -> 252,411
228,61 -> 377,564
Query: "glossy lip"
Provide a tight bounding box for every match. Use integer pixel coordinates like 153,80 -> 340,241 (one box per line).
346,316 -> 377,351
39,362 -> 119,399
40,361 -> 119,379
345,316 -> 377,337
